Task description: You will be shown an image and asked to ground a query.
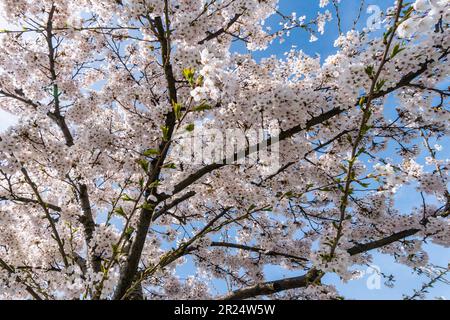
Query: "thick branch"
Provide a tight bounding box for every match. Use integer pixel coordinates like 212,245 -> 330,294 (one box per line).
198,13 -> 243,45
0,195 -> 61,211
347,228 -> 420,256
222,228 -> 422,299
208,241 -> 308,262
222,269 -> 322,300
113,14 -> 179,300
152,191 -> 196,222
78,184 -> 101,273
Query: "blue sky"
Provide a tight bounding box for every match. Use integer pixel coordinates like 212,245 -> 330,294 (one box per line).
0,0 -> 448,299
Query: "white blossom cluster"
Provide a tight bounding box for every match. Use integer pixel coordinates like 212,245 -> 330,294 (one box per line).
0,0 -> 448,300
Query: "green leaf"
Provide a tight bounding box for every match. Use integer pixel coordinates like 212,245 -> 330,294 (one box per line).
375,79 -> 386,92
357,181 -> 370,188
163,163 -> 176,169
196,75 -> 204,86
182,68 -> 195,86
285,191 -> 295,198
143,148 -> 159,157
383,27 -> 392,44
114,207 -> 126,217
173,102 -> 183,121
140,202 -> 155,211
193,103 -> 212,112
358,96 -> 366,107
161,125 -> 170,141
402,6 -> 413,17
121,194 -> 135,202
390,43 -> 405,59
364,66 -> 374,79
148,180 -> 161,189
356,147 -> 366,157
124,226 -> 135,237
138,159 -> 149,172
185,123 -> 195,132
346,135 -> 353,144
111,244 -> 119,255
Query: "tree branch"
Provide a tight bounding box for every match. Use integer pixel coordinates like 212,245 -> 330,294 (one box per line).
222,227 -> 422,299
21,167 -> 69,268
0,257 -> 43,300
113,12 -> 180,300
208,241 -> 308,262
198,13 -> 243,45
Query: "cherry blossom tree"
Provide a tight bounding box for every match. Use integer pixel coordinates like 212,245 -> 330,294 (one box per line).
0,0 -> 448,300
